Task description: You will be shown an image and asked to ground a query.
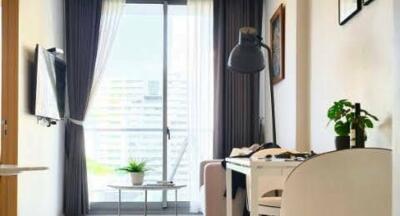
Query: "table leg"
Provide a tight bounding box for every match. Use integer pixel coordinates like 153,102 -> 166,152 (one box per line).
226,168 -> 233,216
118,189 -> 121,216
175,189 -> 178,216
144,189 -> 148,216
249,169 -> 259,216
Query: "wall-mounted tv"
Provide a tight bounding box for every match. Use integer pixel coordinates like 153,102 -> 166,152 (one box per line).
33,44 -> 66,120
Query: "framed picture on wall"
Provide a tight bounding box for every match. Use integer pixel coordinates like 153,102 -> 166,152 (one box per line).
339,0 -> 362,25
270,4 -> 285,84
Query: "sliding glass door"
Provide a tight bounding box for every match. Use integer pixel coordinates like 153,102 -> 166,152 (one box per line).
85,1 -> 193,207
166,4 -> 190,202
85,3 -> 165,203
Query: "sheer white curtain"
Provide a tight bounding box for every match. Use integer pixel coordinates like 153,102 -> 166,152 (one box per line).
89,0 -> 125,107
85,0 -> 125,204
186,0 -> 214,212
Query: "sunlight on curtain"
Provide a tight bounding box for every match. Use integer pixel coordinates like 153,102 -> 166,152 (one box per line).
90,0 -> 125,109
186,0 -> 214,212
85,0 -> 125,204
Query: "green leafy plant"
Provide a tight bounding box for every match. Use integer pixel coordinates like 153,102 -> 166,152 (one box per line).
119,160 -> 149,173
327,99 -> 379,138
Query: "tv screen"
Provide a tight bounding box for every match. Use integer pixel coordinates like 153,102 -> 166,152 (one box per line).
33,44 -> 65,120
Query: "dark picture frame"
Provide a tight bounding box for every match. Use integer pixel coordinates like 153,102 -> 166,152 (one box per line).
339,0 -> 362,25
270,4 -> 285,84
363,0 -> 374,5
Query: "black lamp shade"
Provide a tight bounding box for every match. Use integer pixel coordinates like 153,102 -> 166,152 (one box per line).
227,27 -> 265,74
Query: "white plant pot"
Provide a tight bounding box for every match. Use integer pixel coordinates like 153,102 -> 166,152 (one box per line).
130,172 -> 144,185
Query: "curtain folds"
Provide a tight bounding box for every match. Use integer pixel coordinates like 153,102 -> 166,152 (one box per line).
64,0 -> 126,214
64,0 -> 103,215
64,0 -> 125,215
213,0 -> 264,159
186,0 -> 214,212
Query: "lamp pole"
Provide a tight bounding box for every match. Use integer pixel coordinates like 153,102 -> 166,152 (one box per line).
260,43 -> 277,145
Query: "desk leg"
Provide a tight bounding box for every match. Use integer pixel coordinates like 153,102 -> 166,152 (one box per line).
249,169 -> 259,216
118,189 -> 121,216
226,168 -> 233,216
144,189 -> 148,216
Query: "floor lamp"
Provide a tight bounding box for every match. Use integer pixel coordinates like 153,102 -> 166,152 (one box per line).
227,27 -> 277,145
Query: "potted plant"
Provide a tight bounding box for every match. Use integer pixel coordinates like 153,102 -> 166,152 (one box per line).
327,99 -> 378,150
119,160 -> 149,185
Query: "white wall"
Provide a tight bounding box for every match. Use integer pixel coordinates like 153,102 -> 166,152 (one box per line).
308,0 -> 394,152
263,0 -> 395,153
264,0 -> 397,212
392,0 -> 400,214
18,0 -> 65,215
262,0 -> 309,151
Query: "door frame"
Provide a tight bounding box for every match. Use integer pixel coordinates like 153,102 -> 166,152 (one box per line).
88,2 -> 188,212
125,1 -> 187,207
0,0 -> 19,215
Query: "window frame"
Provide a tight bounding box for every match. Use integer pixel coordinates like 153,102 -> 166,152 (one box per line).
88,1 -> 192,214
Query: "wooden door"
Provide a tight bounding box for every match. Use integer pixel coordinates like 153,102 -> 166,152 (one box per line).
0,0 -> 19,215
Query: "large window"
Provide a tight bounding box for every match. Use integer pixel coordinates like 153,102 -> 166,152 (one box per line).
85,3 -> 195,205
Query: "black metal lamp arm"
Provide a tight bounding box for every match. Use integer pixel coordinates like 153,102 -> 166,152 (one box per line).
259,41 -> 278,145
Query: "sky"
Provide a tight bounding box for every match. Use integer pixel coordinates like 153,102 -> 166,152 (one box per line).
104,4 -> 188,82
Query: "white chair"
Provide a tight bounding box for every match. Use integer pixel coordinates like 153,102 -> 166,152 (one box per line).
249,148 -> 293,216
279,148 -> 392,216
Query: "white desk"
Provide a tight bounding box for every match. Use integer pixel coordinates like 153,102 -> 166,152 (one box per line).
0,164 -> 48,176
225,158 -> 301,216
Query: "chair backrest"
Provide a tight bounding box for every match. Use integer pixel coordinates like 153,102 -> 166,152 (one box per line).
280,148 -> 392,216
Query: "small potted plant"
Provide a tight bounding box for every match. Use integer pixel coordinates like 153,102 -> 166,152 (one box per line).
327,99 -> 378,150
119,160 -> 149,186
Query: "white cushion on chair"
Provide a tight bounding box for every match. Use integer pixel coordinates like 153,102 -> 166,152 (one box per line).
258,197 -> 282,208
258,197 -> 282,216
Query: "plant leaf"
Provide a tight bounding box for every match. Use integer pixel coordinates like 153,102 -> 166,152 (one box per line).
335,121 -> 350,136
327,107 -> 337,119
364,118 -> 374,128
361,110 -> 379,121
119,159 -> 149,173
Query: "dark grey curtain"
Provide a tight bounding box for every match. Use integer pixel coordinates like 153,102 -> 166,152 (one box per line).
64,0 -> 103,215
213,0 -> 264,159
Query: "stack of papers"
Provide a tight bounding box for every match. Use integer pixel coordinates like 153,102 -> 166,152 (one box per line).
146,181 -> 175,187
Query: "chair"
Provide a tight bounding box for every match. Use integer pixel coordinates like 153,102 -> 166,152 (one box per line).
253,148 -> 296,216
279,148 -> 391,216
200,148 -> 295,216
